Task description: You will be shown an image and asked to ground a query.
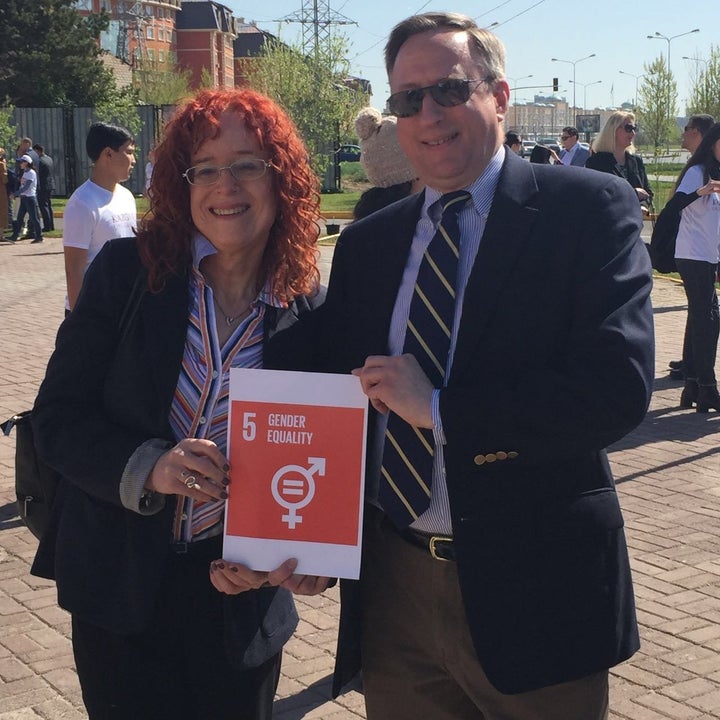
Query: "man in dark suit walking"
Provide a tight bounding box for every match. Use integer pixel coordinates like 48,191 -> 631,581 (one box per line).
284,11 -> 654,720
33,144 -> 55,232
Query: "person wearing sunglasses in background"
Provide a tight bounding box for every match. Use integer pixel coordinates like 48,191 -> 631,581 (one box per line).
286,11 -> 653,719
585,111 -> 653,213
30,88 -> 325,719
559,126 -> 590,167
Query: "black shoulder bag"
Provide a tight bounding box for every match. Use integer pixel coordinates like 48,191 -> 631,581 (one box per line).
1,271 -> 146,540
649,204 -> 681,274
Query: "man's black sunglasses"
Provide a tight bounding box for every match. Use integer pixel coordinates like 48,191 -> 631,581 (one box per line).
387,77 -> 494,118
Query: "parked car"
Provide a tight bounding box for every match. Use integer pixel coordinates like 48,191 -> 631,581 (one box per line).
336,144 -> 361,162
537,138 -> 561,155
521,140 -> 536,158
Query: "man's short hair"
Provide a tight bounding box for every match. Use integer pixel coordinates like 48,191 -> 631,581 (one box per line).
562,127 -> 579,138
86,122 -> 134,162
32,144 -> 44,153
505,131 -> 521,146
687,114 -> 715,136
385,12 -> 505,81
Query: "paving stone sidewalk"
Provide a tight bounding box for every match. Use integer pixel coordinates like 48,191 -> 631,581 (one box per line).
0,236 -> 719,719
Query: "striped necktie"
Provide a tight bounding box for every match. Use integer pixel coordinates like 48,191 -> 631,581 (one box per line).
380,190 -> 470,528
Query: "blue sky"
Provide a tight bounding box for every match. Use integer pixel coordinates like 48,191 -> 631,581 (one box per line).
226,0 -> 712,114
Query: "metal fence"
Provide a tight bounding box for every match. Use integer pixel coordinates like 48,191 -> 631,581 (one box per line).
10,105 -> 163,196
9,104 -> 340,195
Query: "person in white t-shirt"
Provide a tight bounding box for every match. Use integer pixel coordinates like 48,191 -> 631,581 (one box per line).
671,122 -> 720,412
63,122 -> 137,312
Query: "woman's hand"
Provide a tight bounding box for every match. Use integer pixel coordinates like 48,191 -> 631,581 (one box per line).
697,180 -> 720,197
635,187 -> 650,202
145,438 -> 229,501
210,558 -> 331,596
209,560 -> 274,594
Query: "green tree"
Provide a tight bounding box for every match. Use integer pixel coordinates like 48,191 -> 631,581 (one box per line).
134,59 -> 192,107
637,56 -> 677,151
247,35 -> 369,178
687,46 -> 720,120
0,0 -> 115,106
95,85 -> 142,138
0,102 -> 17,151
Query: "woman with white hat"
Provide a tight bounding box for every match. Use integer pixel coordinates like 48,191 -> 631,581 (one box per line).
9,154 -> 43,243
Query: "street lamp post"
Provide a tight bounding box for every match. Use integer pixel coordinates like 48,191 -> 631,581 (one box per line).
619,70 -> 644,110
507,74 -> 533,105
647,29 -> 700,136
551,54 -> 595,121
682,55 -> 709,80
569,80 -> 602,114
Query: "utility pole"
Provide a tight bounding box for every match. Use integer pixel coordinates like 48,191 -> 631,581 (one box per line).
278,0 -> 356,61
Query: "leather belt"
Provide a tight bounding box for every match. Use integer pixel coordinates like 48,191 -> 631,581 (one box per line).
399,528 -> 455,562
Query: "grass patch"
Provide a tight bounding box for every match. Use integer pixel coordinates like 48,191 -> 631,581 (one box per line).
320,191 -> 361,214
52,191 -> 361,216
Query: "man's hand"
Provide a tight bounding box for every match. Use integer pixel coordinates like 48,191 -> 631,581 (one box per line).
352,354 -> 434,428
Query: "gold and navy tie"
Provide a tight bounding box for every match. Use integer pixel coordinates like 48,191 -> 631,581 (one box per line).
380,190 -> 470,528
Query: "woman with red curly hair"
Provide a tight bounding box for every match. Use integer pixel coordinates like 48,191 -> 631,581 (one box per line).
30,88 -> 325,719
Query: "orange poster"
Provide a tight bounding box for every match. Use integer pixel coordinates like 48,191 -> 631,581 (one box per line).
223,369 -> 368,579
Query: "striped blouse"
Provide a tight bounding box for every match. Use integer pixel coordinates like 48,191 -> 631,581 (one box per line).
170,235 -> 285,542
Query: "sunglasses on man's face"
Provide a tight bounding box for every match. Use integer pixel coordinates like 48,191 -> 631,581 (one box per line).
624,124 -> 638,133
387,77 -> 493,118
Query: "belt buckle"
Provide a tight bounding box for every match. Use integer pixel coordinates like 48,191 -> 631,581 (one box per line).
429,535 -> 452,562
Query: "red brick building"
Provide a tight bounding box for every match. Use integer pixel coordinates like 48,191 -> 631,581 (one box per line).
175,0 -> 237,89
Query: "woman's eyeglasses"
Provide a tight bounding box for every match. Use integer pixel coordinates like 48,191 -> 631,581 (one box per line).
623,124 -> 638,133
182,158 -> 272,186
387,77 -> 493,118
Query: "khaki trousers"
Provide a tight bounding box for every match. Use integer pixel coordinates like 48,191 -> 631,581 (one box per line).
359,507 -> 609,720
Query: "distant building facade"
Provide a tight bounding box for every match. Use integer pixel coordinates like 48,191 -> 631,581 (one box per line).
74,0 -> 369,95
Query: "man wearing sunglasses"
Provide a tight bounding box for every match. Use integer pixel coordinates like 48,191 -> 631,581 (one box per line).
307,11 -> 653,719
559,126 -> 590,167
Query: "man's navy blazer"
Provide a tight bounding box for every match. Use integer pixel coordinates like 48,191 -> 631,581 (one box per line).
289,150 -> 654,696
31,238 -> 323,666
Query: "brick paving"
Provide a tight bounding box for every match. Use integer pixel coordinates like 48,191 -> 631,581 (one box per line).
0,232 -> 719,719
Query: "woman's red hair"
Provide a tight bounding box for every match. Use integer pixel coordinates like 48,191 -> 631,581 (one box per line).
138,88 -> 321,301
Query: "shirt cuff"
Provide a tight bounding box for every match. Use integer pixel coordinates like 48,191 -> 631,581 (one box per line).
431,389 -> 446,446
120,438 -> 173,515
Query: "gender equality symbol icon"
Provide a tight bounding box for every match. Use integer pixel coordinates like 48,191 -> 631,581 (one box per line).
271,457 -> 326,529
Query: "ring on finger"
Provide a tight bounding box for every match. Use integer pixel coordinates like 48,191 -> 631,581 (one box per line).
182,474 -> 201,490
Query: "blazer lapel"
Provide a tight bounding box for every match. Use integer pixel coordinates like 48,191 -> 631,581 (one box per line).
352,193 -> 424,356
452,154 -> 540,377
140,270 -> 190,416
